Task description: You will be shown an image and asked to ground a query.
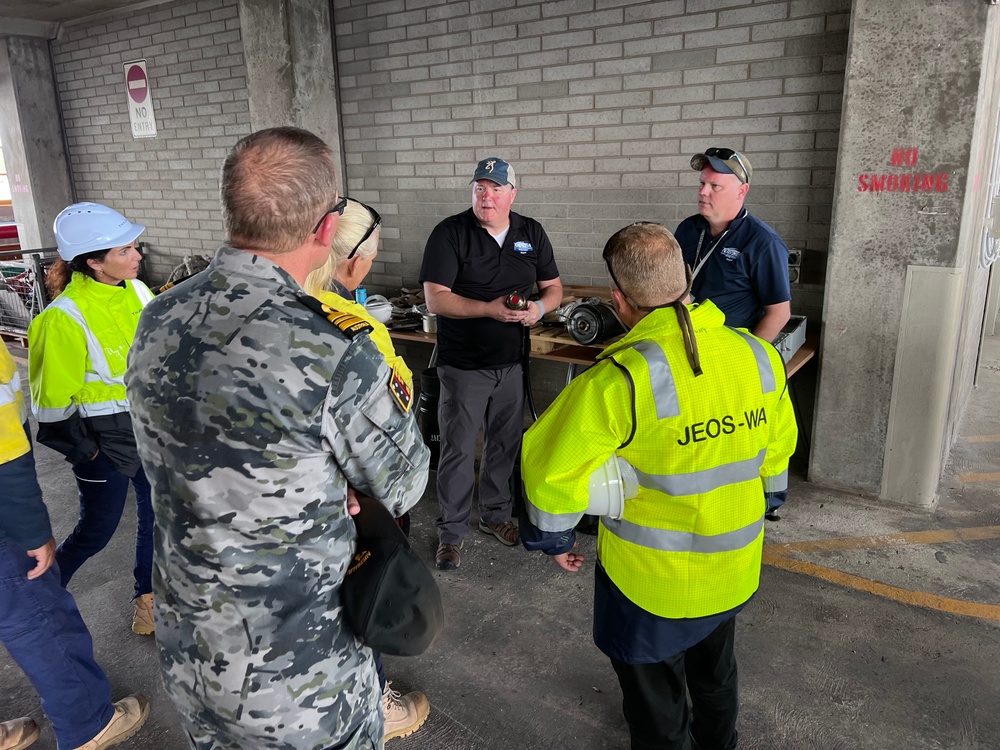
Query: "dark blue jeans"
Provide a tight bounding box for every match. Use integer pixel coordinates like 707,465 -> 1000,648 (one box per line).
57,451 -> 154,598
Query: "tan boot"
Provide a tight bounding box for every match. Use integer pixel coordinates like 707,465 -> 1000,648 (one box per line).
0,717 -> 39,750
131,593 -> 154,636
382,682 -> 429,742
73,695 -> 150,750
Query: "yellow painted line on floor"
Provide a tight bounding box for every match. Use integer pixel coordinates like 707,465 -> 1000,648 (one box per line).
966,435 -> 1000,443
762,550 -> 1000,621
762,525 -> 1000,622
957,472 -> 1000,483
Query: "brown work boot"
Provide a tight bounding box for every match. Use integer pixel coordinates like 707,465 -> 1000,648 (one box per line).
131,593 -> 154,636
478,519 -> 519,546
382,683 -> 430,742
73,695 -> 150,750
435,541 -> 463,570
0,716 -> 39,750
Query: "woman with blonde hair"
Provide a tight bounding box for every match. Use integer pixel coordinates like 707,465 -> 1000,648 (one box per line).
304,197 -> 428,744
305,197 -> 411,388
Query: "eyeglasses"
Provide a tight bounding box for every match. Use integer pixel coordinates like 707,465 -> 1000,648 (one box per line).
311,196 -> 349,234
704,147 -> 750,185
347,200 -> 382,259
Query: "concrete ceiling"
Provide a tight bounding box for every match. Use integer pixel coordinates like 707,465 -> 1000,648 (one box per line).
0,1 -> 158,38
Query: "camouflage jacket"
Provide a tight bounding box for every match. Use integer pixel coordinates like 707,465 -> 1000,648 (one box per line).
126,245 -> 430,750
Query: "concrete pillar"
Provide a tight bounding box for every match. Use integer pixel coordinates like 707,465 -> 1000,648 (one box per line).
0,35 -> 73,250
811,0 -> 995,507
237,0 -> 344,182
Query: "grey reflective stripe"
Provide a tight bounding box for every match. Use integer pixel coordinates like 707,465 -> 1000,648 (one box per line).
764,468 -> 788,494
602,512 -> 764,554
78,399 -> 129,417
34,403 -> 78,421
526,501 -> 585,533
732,330 -> 775,394
0,373 -> 19,407
634,447 -> 766,496
131,280 -> 154,305
49,297 -> 121,387
630,340 -> 679,419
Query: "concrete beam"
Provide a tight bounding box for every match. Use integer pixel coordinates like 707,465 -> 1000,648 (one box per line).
238,0 -> 344,184
0,35 -> 73,251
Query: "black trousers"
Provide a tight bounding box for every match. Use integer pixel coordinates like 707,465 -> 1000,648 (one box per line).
611,617 -> 739,750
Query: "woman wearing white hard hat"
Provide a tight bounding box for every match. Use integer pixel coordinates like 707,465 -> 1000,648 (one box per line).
304,198 -> 430,743
26,202 -> 157,637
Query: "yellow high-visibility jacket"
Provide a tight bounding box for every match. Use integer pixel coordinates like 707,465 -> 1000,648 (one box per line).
0,339 -> 30,464
316,290 -> 412,390
28,273 -> 153,467
522,301 -> 797,619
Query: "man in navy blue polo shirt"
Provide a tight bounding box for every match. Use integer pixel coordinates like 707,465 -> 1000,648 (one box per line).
675,148 -> 791,343
420,157 -> 562,571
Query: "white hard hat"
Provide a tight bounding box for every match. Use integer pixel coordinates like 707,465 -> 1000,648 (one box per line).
53,202 -> 145,261
586,455 -> 639,520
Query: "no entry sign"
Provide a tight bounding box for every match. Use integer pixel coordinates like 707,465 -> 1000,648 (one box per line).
123,59 -> 157,139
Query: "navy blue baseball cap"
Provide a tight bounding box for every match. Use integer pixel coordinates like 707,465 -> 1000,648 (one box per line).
691,148 -> 752,185
471,157 -> 516,188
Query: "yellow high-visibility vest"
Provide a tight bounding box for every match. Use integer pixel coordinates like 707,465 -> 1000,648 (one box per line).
0,339 -> 30,464
316,291 -> 412,390
28,273 -> 153,424
522,301 -> 797,619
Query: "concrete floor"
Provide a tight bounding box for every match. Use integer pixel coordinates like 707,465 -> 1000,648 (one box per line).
2,333 -> 999,750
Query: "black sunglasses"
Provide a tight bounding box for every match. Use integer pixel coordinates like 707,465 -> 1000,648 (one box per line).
347,200 -> 382,259
312,196 -> 349,234
704,147 -> 750,185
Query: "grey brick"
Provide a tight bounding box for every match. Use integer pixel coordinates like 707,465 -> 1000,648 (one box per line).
719,4 -> 789,26
653,85 -> 712,104
621,105 -> 681,123
543,63 -> 596,81
568,9 -> 624,28
713,116 -> 781,135
685,26 -> 748,49
545,127 -> 595,143
650,120 -> 712,138
595,91 -> 651,108
494,37 -> 541,56
683,63 -> 748,84
624,36 -> 684,57
716,79 -> 783,99
744,133 -> 815,151
570,109 -> 622,126
496,100 -> 543,116
623,1 -> 684,22
781,113 -> 843,131
596,22 -> 652,43
651,48 -> 716,73
519,50 -> 570,69
789,0 -> 851,16
570,77 -> 624,95
569,42 -> 624,62
621,137 -> 678,156
542,0 -> 597,17
786,32 -> 848,56
596,58 -> 651,75
543,30 -> 595,50
749,57 -> 821,78
519,113 -> 570,129
747,94 -> 817,115
753,17 -> 825,42
717,41 -> 786,63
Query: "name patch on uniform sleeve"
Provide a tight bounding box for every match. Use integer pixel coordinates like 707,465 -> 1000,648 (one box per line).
389,366 -> 412,414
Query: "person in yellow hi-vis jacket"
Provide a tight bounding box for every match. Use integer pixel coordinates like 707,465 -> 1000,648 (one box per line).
303,196 -> 429,745
27,202 -> 156,637
0,339 -> 151,750
519,223 -> 797,750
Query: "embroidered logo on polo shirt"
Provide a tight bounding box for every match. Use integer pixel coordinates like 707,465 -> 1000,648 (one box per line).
513,241 -> 534,254
721,247 -> 742,261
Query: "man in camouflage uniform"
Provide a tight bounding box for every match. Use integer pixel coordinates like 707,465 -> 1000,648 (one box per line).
126,127 -> 430,749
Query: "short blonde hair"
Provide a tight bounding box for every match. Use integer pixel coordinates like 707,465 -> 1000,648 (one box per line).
304,198 -> 381,296
603,223 -> 687,307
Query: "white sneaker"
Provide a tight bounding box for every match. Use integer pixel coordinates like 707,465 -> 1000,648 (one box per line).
382,682 -> 430,742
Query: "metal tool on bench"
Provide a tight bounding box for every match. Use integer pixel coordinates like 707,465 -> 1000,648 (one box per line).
565,299 -> 625,345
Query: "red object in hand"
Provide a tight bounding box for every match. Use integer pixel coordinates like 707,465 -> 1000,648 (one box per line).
506,292 -> 528,310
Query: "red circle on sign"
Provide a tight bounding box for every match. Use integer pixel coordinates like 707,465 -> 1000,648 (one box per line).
126,65 -> 148,104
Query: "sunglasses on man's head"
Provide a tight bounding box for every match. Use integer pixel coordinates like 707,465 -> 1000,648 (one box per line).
312,196 -> 349,234
347,200 -> 382,259
703,147 -> 750,185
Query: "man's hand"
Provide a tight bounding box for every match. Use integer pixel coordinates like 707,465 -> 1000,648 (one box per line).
553,551 -> 585,572
346,486 -> 362,516
488,296 -> 535,325
26,538 -> 57,580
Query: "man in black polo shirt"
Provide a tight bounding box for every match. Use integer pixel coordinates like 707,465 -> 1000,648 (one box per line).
675,148 -> 791,343
420,157 -> 562,571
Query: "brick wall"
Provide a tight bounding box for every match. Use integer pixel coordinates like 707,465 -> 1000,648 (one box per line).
335,0 -> 851,322
51,0 -> 249,283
